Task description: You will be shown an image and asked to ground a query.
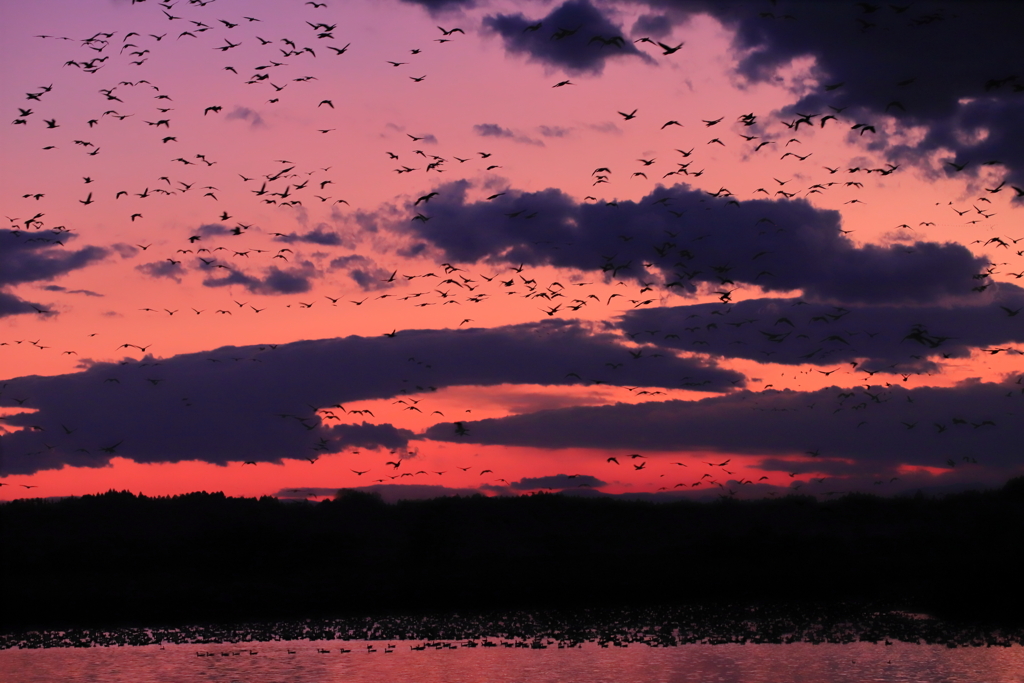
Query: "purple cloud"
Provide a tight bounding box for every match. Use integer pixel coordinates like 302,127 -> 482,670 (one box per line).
484,0 -> 648,75
0,320 -> 739,475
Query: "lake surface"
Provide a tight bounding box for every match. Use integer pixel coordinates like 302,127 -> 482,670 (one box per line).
2,640 -> 1023,683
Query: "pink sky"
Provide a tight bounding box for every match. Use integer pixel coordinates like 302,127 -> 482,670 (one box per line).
2,0 -> 1023,502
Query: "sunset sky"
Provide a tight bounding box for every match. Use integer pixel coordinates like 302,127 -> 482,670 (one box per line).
2,0 -> 1022,502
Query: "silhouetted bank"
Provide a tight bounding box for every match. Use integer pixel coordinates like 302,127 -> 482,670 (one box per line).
2,479 -> 1023,632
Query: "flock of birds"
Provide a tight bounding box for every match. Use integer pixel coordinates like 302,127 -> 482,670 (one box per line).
3,0 -> 1022,497
4,604 -> 1021,651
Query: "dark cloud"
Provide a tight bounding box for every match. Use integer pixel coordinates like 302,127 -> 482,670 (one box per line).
322,423 -> 412,450
0,230 -> 107,288
224,106 -> 265,128
110,243 -> 140,259
329,255 -> 394,291
0,291 -> 41,317
632,13 -> 673,38
348,269 -> 389,291
483,0 -> 648,75
274,477 -> 997,503
136,260 -> 184,282
509,474 -> 606,490
475,123 -> 514,138
196,223 -> 231,237
473,123 -> 543,146
645,0 -> 1024,188
0,320 -> 739,475
329,255 -> 366,270
896,97 -> 1024,186
202,264 -> 315,295
423,378 -> 1024,481
398,180 -> 988,304
276,484 -> 483,503
398,0 -> 475,15
273,227 -> 343,245
0,230 -> 107,317
617,287 -> 1024,369
41,285 -> 102,297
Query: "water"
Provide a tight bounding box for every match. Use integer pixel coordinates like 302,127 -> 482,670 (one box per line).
2,640 -> 1022,683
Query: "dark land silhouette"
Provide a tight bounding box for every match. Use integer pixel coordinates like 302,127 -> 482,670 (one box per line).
2,480 -> 1023,633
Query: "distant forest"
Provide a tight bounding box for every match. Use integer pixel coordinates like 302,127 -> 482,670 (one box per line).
3,480 -> 1023,631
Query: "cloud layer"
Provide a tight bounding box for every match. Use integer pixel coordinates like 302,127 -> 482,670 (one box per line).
399,181 -> 988,304
627,1 -> 1024,188
616,289 -> 1024,369
0,320 -> 738,474
0,229 -> 107,317
424,378 -> 1024,477
483,0 -> 648,75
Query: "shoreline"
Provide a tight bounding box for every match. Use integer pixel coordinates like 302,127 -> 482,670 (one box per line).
5,604 -> 1023,651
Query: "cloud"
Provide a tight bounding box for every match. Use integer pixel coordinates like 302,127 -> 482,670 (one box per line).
277,484 -> 484,503
225,106 -> 265,128
0,320 -> 739,475
322,422 -> 412,449
589,121 -> 622,134
617,288 -> 1024,369
202,264 -> 316,295
474,123 -> 544,146
136,260 -> 185,282
632,13 -> 674,38
274,477 -> 998,503
474,123 -> 514,139
41,285 -> 102,297
538,125 -> 571,138
398,0 -> 476,15
0,291 -> 41,317
396,180 -> 988,304
895,97 -> 1024,186
329,255 -> 394,291
509,474 -> 606,490
110,243 -> 140,259
1,230 -> 107,287
645,1 -> 1024,189
423,379 -> 1024,481
0,230 -> 107,317
273,227 -> 344,245
196,223 -> 231,238
483,0 -> 649,75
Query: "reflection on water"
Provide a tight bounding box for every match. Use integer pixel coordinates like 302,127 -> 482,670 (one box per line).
1,640 -> 1022,683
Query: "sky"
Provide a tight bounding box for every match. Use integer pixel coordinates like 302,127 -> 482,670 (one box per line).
2,0 -> 1023,503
